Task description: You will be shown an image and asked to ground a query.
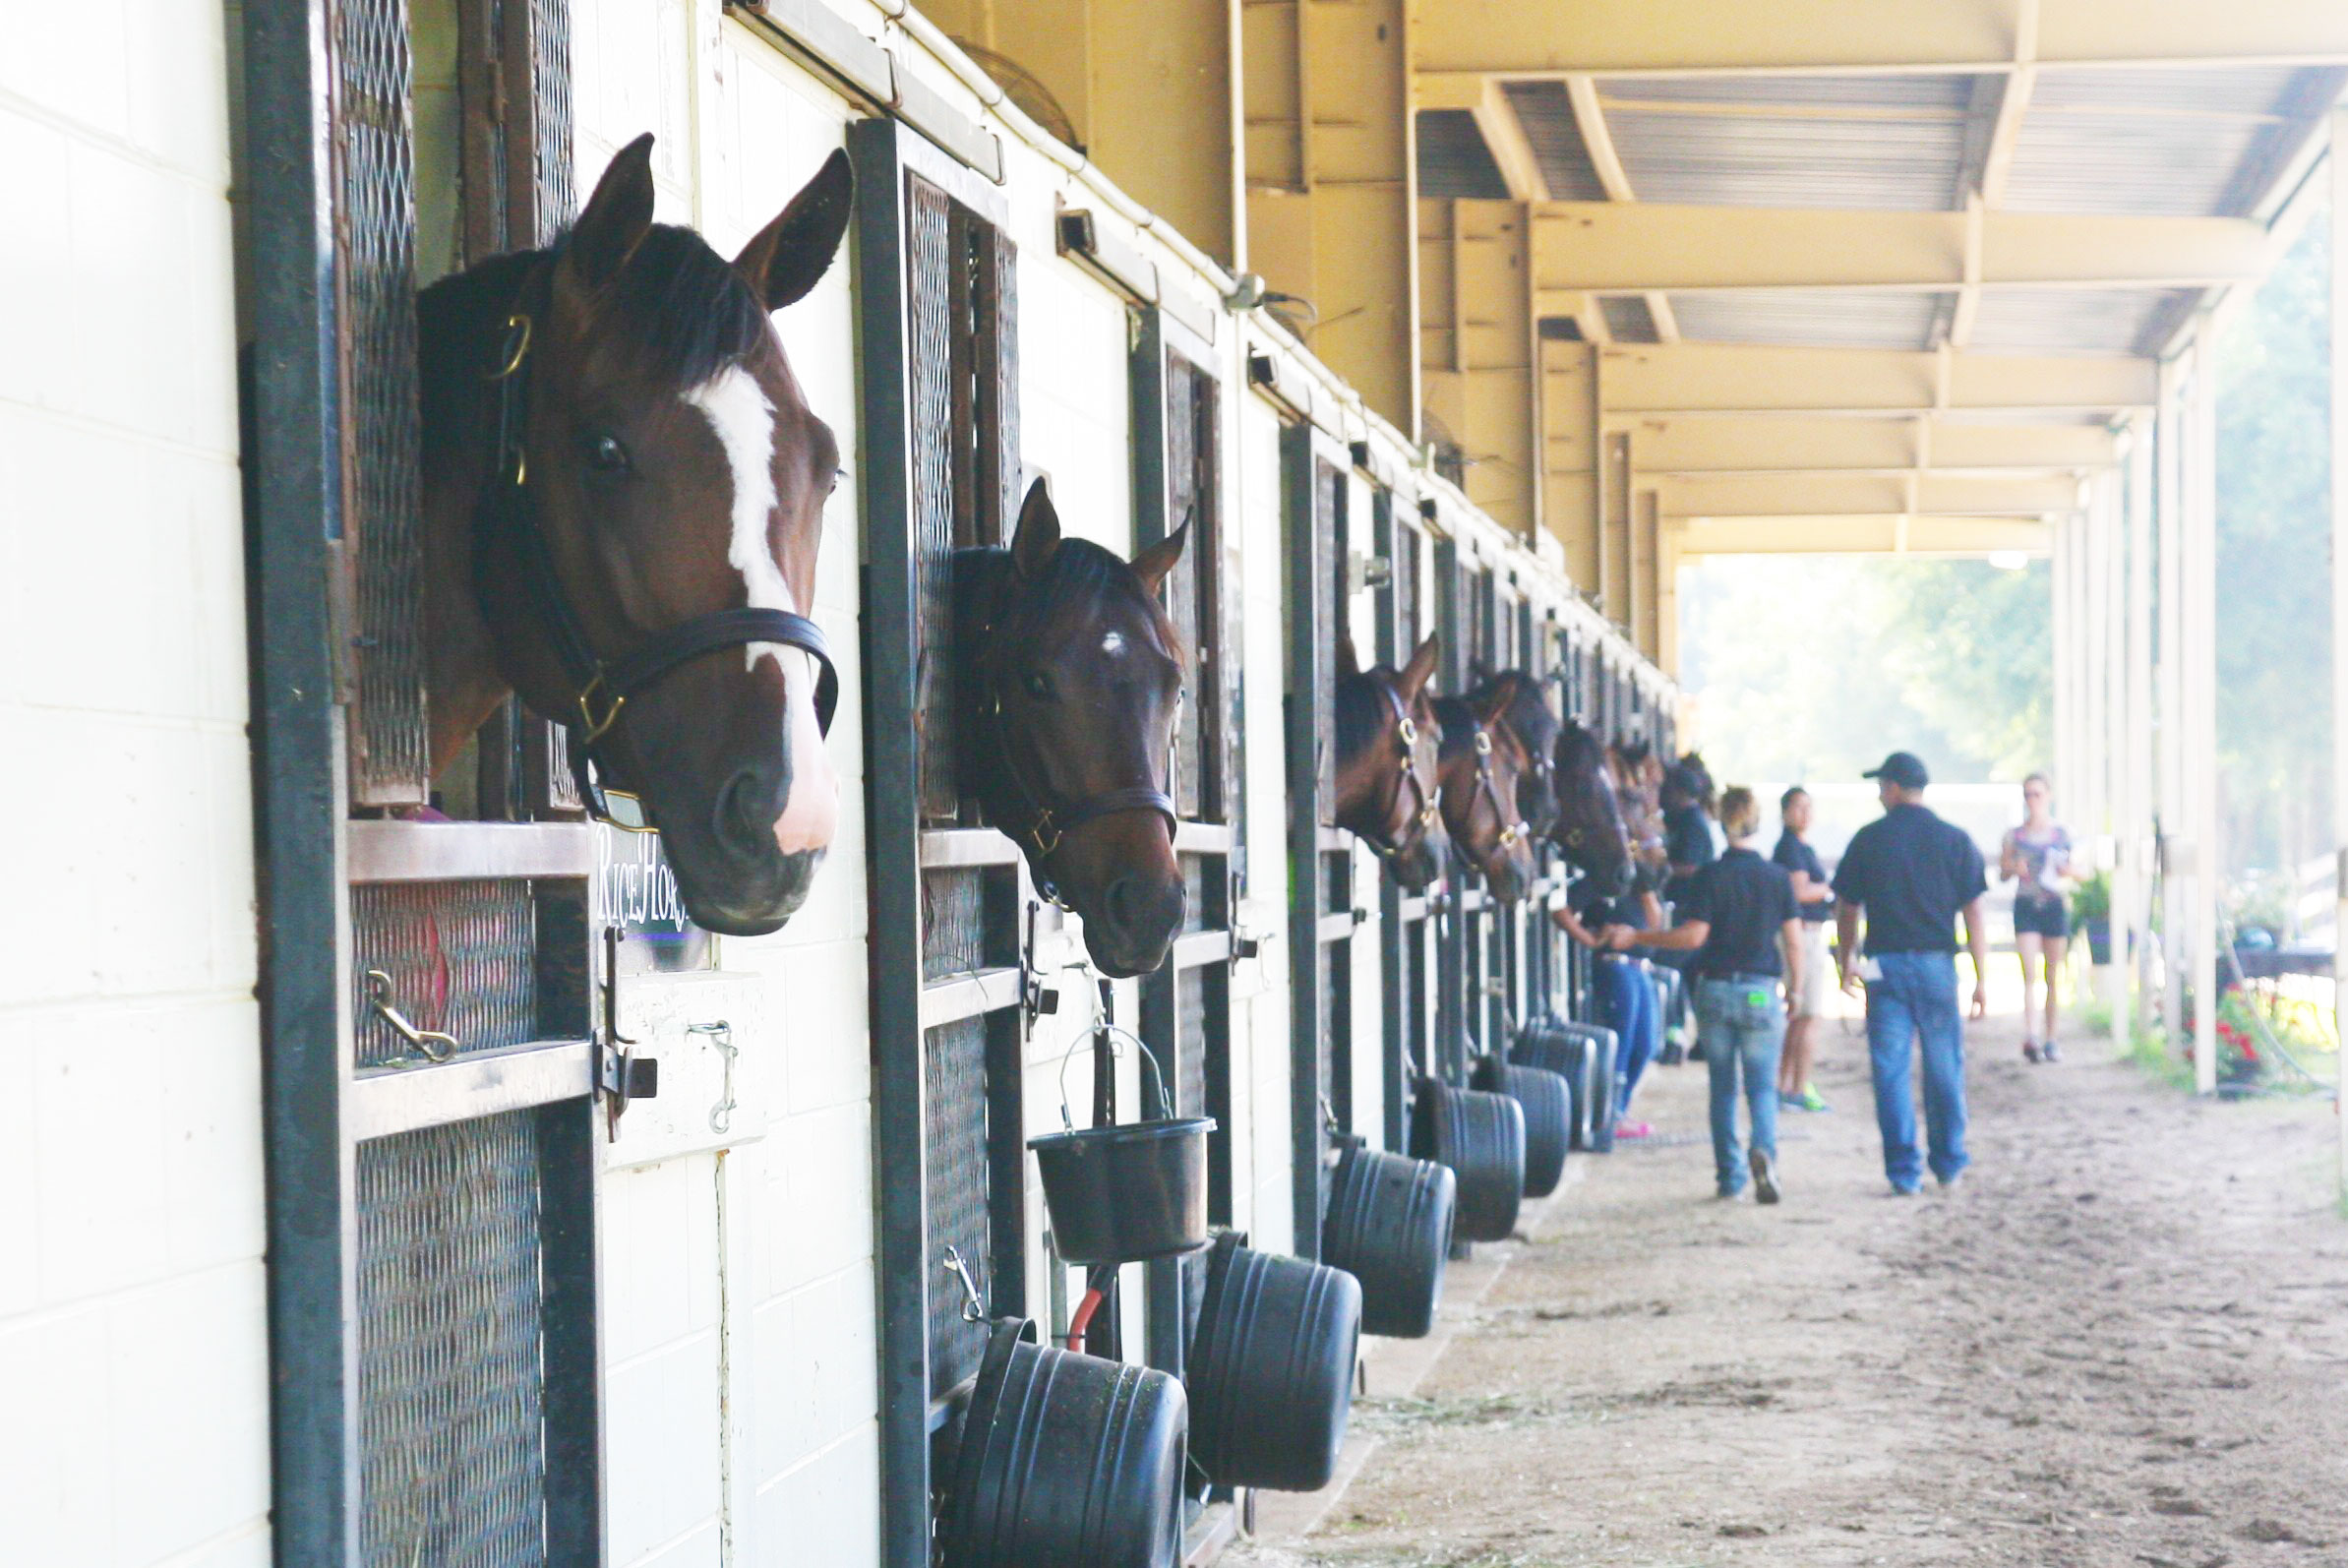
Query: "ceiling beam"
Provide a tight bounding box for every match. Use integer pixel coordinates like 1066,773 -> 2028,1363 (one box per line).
1415,0 -> 2348,77
1527,203 -> 2271,295
1599,342 -> 2158,415
1673,514 -> 2058,558
1558,75 -> 1680,342
1622,414 -> 2118,473
1656,470 -> 2084,518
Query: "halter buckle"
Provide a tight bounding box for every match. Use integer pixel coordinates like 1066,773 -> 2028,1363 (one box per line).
489,313 -> 534,381
577,672 -> 628,745
1397,716 -> 1418,749
1474,730 -> 1493,756
1029,811 -> 1062,858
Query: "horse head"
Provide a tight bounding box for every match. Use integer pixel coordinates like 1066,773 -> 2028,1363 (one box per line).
418,134 -> 853,935
1433,675 -> 1538,903
1607,738 -> 1670,895
1474,668 -> 1560,838
961,479 -> 1189,978
1334,634 -> 1449,891
1549,721 -> 1633,898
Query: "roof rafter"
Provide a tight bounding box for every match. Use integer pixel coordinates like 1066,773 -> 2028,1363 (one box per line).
1671,514 -> 2058,557
1657,470 -> 2084,518
1599,342 -> 2157,416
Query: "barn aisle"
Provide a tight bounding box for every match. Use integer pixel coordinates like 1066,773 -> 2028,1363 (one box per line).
1235,1017 -> 2348,1567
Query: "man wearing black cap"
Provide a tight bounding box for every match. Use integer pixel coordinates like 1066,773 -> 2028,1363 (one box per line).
1832,752 -> 1990,1195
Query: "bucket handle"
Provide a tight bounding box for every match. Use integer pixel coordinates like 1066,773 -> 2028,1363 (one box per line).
1054,1018 -> 1174,1130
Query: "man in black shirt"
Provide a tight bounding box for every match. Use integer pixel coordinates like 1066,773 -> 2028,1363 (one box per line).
1618,787 -> 1802,1202
1832,753 -> 1990,1195
1771,787 -> 1835,1112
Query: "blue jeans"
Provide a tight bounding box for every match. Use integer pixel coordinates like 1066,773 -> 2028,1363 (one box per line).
1865,952 -> 1970,1189
1595,954 -> 1658,1114
1695,978 -> 1785,1194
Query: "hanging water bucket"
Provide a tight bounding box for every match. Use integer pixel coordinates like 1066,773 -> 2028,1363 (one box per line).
1029,1026 -> 1214,1266
1321,1136 -> 1455,1338
1185,1232 -> 1361,1492
1408,1079 -> 1525,1242
943,1317 -> 1188,1568
1470,1055 -> 1572,1197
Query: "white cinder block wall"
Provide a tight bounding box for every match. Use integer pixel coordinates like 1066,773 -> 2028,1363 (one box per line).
0,5 -> 271,1567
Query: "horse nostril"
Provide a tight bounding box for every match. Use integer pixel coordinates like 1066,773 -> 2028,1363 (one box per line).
715,764 -> 787,858
1104,874 -> 1183,941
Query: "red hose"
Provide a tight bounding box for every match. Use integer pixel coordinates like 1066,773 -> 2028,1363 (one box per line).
1064,1286 -> 1106,1351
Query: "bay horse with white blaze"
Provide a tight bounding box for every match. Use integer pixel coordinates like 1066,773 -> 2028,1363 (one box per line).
417,135 -> 850,936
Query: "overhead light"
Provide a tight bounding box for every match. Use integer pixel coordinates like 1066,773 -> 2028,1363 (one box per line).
1987,551 -> 2029,571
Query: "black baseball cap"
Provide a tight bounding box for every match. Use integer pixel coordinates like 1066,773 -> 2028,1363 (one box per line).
1863,752 -> 1930,790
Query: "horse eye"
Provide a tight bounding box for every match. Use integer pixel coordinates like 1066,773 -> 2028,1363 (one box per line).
586,433 -> 632,473
1023,672 -> 1054,700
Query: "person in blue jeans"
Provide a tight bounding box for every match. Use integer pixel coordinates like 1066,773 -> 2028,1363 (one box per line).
1615,788 -> 1803,1201
1554,884 -> 1665,1136
1832,753 -> 1991,1195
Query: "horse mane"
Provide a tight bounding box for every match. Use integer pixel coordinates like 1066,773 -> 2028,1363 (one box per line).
578,223 -> 771,391
968,537 -> 1186,666
1336,667 -> 1395,761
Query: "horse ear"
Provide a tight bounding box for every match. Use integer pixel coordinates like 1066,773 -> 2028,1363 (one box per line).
1335,635 -> 1361,679
1474,671 -> 1520,726
1128,519 -> 1188,595
564,134 -> 657,290
1011,477 -> 1060,577
1397,634 -> 1440,701
735,149 -> 855,311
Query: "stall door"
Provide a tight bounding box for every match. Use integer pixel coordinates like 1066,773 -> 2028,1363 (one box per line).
1134,312 -> 1242,1378
250,1 -> 606,1562
1373,496 -> 1436,1149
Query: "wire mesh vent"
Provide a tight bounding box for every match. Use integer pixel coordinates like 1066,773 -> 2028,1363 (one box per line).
924,1014 -> 993,1395
909,175 -> 960,824
1176,965 -> 1210,1119
1312,458 -> 1342,821
353,881 -> 539,1068
1323,936 -> 1351,1132
357,1111 -> 548,1568
526,0 -> 572,238
1164,354 -> 1205,820
1392,517 -> 1419,656
335,0 -> 432,806
922,868 -> 989,981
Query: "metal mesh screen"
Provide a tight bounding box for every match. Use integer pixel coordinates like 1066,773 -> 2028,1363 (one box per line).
1323,936 -> 1352,1130
357,1111 -> 548,1568
1313,459 -> 1341,821
986,225 -> 1021,543
352,881 -> 539,1069
924,1015 -> 992,1395
336,0 -> 432,806
1164,355 -> 1205,820
1392,514 -> 1419,657
526,0 -> 572,238
922,868 -> 988,981
908,176 -> 959,824
1176,964 -> 1210,1118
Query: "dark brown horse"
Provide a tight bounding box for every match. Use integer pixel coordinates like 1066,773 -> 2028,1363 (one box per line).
1609,738 -> 1671,896
418,134 -> 851,935
957,480 -> 1189,978
1467,665 -> 1561,839
1334,634 -> 1448,890
1547,720 -> 1634,898
1432,676 -> 1538,903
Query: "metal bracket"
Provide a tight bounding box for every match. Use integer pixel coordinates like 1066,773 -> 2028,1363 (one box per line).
690,1020 -> 738,1134
598,927 -> 659,1138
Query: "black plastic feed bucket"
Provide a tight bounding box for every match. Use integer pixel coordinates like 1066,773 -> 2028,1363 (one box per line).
1029,1027 -> 1215,1266
1321,1137 -> 1455,1338
1546,1021 -> 1621,1152
944,1318 -> 1188,1568
1515,1020 -> 1612,1152
1186,1233 -> 1362,1492
1408,1079 -> 1525,1242
1470,1055 -> 1572,1197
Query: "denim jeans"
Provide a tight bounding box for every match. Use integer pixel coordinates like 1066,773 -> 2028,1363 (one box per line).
1595,954 -> 1659,1114
1695,978 -> 1785,1194
1864,951 -> 1970,1189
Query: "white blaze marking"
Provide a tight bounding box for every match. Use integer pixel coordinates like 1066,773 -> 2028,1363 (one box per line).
1101,630 -> 1126,657
686,365 -> 839,854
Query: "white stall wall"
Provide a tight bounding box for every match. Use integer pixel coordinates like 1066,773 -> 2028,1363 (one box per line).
0,6 -> 271,1566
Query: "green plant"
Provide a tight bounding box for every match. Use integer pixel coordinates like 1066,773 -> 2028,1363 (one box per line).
2070,870 -> 2110,926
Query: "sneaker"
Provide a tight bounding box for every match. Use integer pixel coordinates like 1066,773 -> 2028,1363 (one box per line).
1715,1185 -> 1744,1201
2041,1040 -> 2061,1063
1890,1182 -> 1921,1197
1792,1085 -> 1830,1114
1615,1121 -> 1655,1140
2021,1039 -> 2041,1063
1750,1149 -> 1780,1205
1934,1173 -> 1964,1194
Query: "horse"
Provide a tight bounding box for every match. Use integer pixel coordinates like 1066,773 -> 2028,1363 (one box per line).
1334,634 -> 1449,891
417,134 -> 851,936
1607,738 -> 1671,898
1547,720 -> 1634,898
1467,664 -> 1561,840
956,479 -> 1190,978
1431,674 -> 1538,903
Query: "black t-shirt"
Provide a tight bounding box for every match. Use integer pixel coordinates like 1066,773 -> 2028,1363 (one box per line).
1771,831 -> 1833,923
1679,848 -> 1799,979
1832,804 -> 1989,956
1664,804 -> 1716,902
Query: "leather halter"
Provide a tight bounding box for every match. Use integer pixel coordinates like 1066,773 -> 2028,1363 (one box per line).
1356,679 -> 1441,861
969,566 -> 1176,901
472,276 -> 839,827
1451,718 -> 1531,863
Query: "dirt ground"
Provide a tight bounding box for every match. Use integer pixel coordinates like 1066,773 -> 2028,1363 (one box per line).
1233,1007 -> 2348,1568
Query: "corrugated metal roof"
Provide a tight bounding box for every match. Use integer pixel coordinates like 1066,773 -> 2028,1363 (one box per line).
1965,286 -> 2198,357
1667,289 -> 1948,351
1597,295 -> 1660,344
2004,65 -> 2338,217
1600,75 -> 1980,111
1499,82 -> 1609,200
1415,109 -> 1510,200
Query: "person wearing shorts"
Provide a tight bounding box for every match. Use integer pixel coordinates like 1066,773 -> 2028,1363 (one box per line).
2000,773 -> 2074,1062
1772,787 -> 1835,1111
